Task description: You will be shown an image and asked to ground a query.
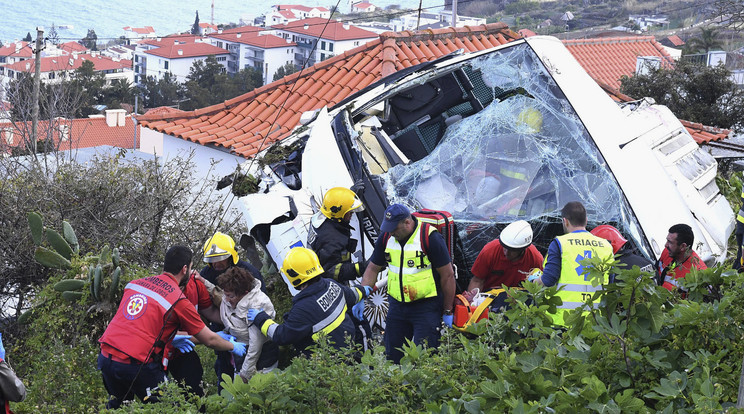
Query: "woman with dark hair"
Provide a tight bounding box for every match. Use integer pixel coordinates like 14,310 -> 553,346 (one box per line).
216,267 -> 279,382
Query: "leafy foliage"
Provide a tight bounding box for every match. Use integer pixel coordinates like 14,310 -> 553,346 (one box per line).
180,56 -> 262,111
273,62 -> 298,82
620,59 -> 744,133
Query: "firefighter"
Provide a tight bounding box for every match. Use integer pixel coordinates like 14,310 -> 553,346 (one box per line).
361,203 -> 456,364
308,187 -> 367,283
735,188 -> 744,272
590,224 -> 656,282
533,202 -> 613,326
199,232 -> 265,390
247,247 -> 372,355
308,187 -> 372,347
98,245 -> 246,409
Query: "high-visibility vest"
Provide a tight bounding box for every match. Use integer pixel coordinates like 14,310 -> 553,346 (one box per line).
552,231 -> 613,326
385,220 -> 438,302
737,189 -> 744,224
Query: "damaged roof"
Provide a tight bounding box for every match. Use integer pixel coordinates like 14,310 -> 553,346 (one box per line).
137,23 -> 521,158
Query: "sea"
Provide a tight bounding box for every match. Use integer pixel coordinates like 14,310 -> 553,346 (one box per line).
0,0 -> 440,45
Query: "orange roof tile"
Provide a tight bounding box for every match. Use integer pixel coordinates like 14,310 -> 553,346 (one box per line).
0,41 -> 33,58
209,32 -> 295,48
138,23 -> 520,158
0,115 -> 136,153
144,43 -> 229,59
273,18 -> 379,41
4,53 -> 131,73
59,41 -> 88,54
666,35 -> 684,47
562,36 -> 673,89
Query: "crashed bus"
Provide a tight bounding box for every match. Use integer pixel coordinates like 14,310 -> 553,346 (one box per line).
238,36 -> 734,329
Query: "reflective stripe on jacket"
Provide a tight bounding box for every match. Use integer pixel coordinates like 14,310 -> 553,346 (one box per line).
553,232 -> 613,326
385,221 -> 437,302
738,189 -> 744,223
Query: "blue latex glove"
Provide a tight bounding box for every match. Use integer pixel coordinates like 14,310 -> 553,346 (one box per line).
229,338 -> 246,357
246,308 -> 263,322
527,269 -> 543,283
443,314 -> 453,328
362,285 -> 373,298
172,335 -> 195,353
352,300 -> 365,321
0,333 -> 5,360
216,331 -> 235,342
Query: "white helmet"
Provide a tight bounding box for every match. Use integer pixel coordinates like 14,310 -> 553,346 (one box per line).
499,220 -> 533,249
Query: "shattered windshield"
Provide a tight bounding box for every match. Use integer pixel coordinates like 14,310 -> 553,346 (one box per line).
357,42 -> 646,269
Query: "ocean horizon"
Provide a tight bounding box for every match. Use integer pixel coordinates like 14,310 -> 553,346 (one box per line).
0,0 -> 436,46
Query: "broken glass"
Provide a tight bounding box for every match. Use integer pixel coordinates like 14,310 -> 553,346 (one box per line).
356,43 -> 650,274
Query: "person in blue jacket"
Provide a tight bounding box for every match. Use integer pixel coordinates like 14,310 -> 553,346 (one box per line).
247,247 -> 372,355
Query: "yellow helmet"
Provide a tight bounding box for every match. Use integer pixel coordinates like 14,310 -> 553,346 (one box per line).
320,187 -> 363,221
281,247 -> 324,287
517,107 -> 543,134
203,232 -> 238,265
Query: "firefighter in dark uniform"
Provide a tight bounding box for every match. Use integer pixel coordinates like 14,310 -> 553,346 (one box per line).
247,247 -> 372,355
308,187 -> 367,282
307,187 -> 372,347
97,245 -> 246,409
199,232 -> 265,390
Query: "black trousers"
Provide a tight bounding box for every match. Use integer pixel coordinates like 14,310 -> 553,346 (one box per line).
98,353 -> 166,409
167,350 -> 204,396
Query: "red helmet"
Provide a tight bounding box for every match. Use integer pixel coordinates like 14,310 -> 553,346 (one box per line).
590,225 -> 627,254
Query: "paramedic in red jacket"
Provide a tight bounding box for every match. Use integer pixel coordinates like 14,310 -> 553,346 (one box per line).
657,223 -> 706,292
98,245 -> 246,409
361,204 -> 456,364
467,220 -> 543,292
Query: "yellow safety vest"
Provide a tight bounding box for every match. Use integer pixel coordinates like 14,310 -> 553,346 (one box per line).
737,189 -> 744,224
385,221 -> 438,302
552,231 -> 613,326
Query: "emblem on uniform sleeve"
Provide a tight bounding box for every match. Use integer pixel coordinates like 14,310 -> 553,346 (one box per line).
124,294 -> 148,320
407,259 -> 415,267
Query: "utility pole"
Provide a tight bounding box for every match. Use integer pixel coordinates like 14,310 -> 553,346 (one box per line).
452,0 -> 458,28
133,95 -> 138,150
32,26 -> 44,154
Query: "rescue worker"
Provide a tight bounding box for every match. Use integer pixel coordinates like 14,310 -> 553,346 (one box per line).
590,224 -> 656,282
98,245 -> 246,409
533,202 -> 613,326
308,187 -> 367,283
166,271 -> 222,397
0,333 -> 26,413
657,223 -> 707,292
735,187 -> 744,271
199,232 -> 265,391
467,220 -> 544,292
308,187 -> 372,348
361,204 -> 456,364
247,247 -> 372,355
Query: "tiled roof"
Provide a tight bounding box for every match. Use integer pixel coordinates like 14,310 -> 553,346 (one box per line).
140,35 -> 200,47
596,82 -> 731,144
277,10 -> 297,19
0,114 -> 136,153
0,41 -> 33,58
59,41 -> 88,54
277,4 -> 329,12
124,26 -> 155,34
209,32 -> 295,48
200,23 -> 219,30
143,106 -> 186,117
138,23 -> 521,158
4,53 -> 132,73
355,3 -> 374,9
562,36 -> 672,89
144,43 -> 229,59
518,28 -> 537,37
273,18 -> 379,41
666,35 -> 684,46
218,26 -> 262,35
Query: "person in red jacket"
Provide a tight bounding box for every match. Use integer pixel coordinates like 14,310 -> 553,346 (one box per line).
657,223 -> 706,292
97,245 -> 246,409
